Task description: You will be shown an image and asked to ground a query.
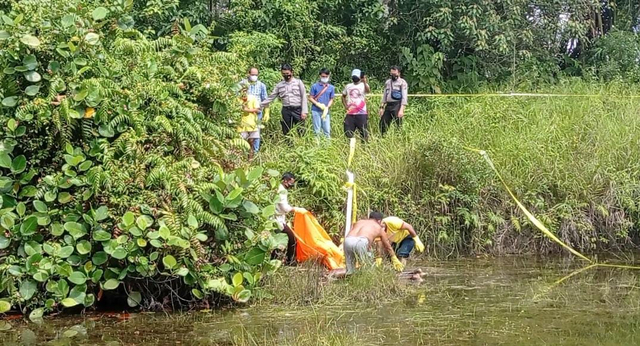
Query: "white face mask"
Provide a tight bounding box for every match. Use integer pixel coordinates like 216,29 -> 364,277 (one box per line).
320,77 -> 329,83
249,75 -> 258,82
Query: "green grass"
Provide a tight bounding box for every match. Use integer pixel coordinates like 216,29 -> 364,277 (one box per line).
256,81 -> 640,257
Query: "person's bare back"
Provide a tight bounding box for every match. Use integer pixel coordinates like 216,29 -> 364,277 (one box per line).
347,219 -> 385,244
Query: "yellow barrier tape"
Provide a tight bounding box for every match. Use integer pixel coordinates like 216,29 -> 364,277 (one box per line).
367,93 -> 640,98
466,147 -> 592,263
347,138 -> 356,169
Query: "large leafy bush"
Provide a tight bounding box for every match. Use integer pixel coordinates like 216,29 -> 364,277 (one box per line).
0,0 -> 286,316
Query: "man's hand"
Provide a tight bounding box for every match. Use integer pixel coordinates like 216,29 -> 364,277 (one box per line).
398,108 -> 405,118
362,75 -> 368,84
301,113 -> 308,120
391,255 -> 404,272
318,104 -> 326,111
413,236 -> 425,253
378,108 -> 384,117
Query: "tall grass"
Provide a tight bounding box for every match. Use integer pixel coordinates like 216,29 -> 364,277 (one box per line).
257,81 -> 640,257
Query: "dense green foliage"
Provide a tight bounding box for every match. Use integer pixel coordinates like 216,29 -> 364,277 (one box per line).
0,0 -> 289,316
261,81 -> 640,256
0,0 -> 639,317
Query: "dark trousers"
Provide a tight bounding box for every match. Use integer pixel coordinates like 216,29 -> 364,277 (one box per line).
281,106 -> 305,137
344,114 -> 368,141
392,236 -> 415,258
380,102 -> 402,135
281,224 -> 297,264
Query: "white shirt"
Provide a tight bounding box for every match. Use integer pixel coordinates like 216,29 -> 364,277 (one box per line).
275,184 -> 293,229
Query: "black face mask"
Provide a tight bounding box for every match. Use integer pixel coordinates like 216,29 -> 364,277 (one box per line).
391,75 -> 399,81
352,76 -> 360,83
283,74 -> 292,81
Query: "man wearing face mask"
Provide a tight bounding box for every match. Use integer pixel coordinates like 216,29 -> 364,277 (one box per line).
379,66 -> 409,135
261,64 -> 308,138
239,67 -> 268,152
308,68 -> 335,138
342,69 -> 371,141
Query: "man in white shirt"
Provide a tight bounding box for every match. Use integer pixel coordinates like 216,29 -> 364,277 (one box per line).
275,172 -> 306,264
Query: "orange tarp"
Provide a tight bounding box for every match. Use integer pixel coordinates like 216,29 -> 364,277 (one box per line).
292,210 -> 345,270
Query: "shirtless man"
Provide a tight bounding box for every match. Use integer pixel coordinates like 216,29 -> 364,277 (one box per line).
343,212 -> 404,274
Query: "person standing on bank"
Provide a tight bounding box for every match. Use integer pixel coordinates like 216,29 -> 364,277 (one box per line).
275,172 -> 306,265
239,67 -> 268,152
342,69 -> 371,141
261,64 -> 308,138
308,68 -> 335,138
379,66 -> 408,135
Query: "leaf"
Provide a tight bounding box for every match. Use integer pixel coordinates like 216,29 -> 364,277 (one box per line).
111,247 -> 127,260
232,272 -> 243,287
92,251 -> 108,265
20,280 -> 37,300
0,235 -> 9,249
122,211 -> 135,226
24,85 -> 40,96
1,97 -> 17,107
11,155 -> 26,173
84,33 -> 99,45
57,246 -> 74,258
102,279 -> 120,290
33,200 -> 48,213
92,7 -> 109,20
33,271 -> 49,282
29,308 -> 43,321
94,206 -> 108,221
61,298 -> 79,307
162,255 -> 177,269
24,71 -> 41,83
20,34 -> 40,47
187,214 -> 198,229
0,153 -> 11,168
64,222 -> 86,239
192,289 -> 204,299
136,238 -> 147,247
93,230 -> 111,242
176,267 -> 189,276
127,291 -> 141,307
22,55 -> 37,70
242,200 -> 259,214
58,192 -> 72,204
227,187 -> 243,201
20,216 -> 38,236
61,14 -> 75,27
76,240 -> 91,255
0,301 -> 11,313
136,215 -> 152,230
0,30 -> 9,39
158,226 -> 170,239
245,248 -> 266,265
17,203 -> 26,216
68,272 -> 87,285
84,294 -> 95,307
236,289 -> 251,303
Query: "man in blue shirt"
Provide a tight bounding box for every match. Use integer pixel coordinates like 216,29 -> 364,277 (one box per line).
239,67 -> 268,151
308,68 -> 335,138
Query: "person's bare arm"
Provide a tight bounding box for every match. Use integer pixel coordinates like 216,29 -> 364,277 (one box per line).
363,76 -> 371,93
378,228 -> 396,257
341,94 -> 347,108
402,222 -> 417,237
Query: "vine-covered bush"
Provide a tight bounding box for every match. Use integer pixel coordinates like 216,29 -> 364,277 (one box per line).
0,0 -> 286,317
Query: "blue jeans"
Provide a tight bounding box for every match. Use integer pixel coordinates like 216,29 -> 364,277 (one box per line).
253,111 -> 263,152
311,109 -> 330,138
392,237 -> 415,258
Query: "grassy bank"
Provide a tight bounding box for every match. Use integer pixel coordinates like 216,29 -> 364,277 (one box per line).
256,81 -> 640,257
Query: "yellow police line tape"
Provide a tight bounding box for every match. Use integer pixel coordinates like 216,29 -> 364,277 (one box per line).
367,93 -> 640,98
465,147 -> 640,273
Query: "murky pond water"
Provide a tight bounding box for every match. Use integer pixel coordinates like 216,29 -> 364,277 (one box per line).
4,256 -> 640,345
